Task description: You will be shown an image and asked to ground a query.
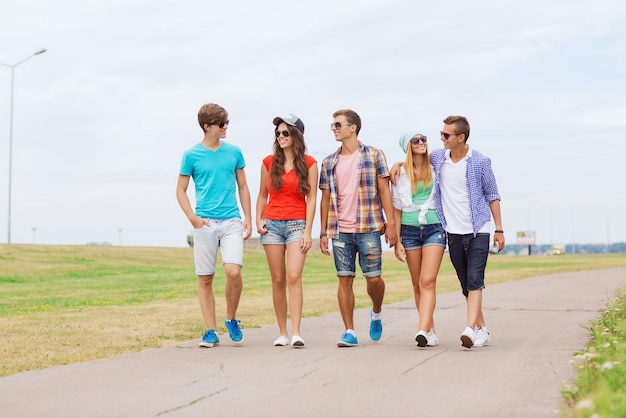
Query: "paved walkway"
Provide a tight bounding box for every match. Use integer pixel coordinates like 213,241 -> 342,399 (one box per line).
1,268 -> 625,418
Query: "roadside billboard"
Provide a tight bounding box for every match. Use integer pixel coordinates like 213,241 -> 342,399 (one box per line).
516,231 -> 536,246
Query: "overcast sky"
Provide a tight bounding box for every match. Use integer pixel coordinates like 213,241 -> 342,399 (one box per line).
1,0 -> 625,248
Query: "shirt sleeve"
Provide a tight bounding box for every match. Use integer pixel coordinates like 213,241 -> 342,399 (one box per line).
236,147 -> 246,170
481,157 -> 501,203
305,154 -> 317,168
391,183 -> 402,210
180,151 -> 192,176
375,148 -> 390,178
319,158 -> 329,190
263,155 -> 273,171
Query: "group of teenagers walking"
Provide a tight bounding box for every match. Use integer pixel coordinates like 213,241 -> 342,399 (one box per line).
176,103 -> 505,350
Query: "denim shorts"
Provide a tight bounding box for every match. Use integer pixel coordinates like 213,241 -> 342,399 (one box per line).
400,223 -> 446,250
447,232 -> 490,297
259,219 -> 306,245
192,218 -> 243,275
331,231 -> 382,278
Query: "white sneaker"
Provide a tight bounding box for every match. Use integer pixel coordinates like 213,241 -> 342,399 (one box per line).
291,335 -> 305,347
474,327 -> 490,347
273,335 -> 289,346
426,330 -> 439,347
415,330 -> 428,347
460,326 -> 476,348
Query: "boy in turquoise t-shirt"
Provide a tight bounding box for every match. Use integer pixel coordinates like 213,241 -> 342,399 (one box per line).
176,103 -> 252,348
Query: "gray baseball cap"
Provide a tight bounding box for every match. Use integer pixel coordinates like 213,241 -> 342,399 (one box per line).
273,113 -> 305,134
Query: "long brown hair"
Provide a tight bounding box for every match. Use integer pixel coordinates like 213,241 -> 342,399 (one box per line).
270,124 -> 310,196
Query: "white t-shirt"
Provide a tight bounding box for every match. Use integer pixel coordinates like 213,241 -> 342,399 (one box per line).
440,150 -> 490,234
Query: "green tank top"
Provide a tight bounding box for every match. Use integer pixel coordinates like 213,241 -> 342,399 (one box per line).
400,181 -> 440,226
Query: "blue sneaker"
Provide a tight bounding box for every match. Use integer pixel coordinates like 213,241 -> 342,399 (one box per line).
225,319 -> 244,344
199,329 -> 219,348
369,310 -> 383,341
337,332 -> 359,347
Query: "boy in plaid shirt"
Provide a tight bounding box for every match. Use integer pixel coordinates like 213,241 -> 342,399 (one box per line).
319,109 -> 397,347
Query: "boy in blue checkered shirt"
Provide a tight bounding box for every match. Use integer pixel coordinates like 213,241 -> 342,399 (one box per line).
432,115 -> 504,348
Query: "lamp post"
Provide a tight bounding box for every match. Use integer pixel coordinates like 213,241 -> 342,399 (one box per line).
0,48 -> 46,244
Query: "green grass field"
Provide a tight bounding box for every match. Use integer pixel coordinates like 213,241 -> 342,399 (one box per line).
2,244 -> 626,379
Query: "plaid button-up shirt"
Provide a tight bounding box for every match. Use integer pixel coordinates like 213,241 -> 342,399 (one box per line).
431,147 -> 501,236
319,141 -> 390,239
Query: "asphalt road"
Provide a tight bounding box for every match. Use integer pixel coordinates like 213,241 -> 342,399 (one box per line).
1,268 -> 624,418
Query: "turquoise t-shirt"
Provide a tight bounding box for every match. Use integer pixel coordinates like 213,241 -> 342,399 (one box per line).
400,181 -> 440,226
180,141 -> 245,219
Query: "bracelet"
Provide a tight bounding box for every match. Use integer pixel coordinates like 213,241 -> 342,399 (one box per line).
319,232 -> 328,238
494,230 -> 504,234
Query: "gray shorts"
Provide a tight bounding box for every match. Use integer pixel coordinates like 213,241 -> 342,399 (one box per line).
192,218 -> 243,275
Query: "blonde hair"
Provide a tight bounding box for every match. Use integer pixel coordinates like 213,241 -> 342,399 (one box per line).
403,142 -> 431,194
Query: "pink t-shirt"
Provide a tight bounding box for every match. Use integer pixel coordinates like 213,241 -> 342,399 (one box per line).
336,151 -> 359,232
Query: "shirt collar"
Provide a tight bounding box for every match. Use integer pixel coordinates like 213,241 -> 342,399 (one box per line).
445,146 -> 472,161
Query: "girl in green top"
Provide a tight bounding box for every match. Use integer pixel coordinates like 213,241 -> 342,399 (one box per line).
391,130 -> 446,347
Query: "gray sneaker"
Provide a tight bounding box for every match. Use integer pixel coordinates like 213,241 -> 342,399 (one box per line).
474,327 -> 490,347
426,330 -> 439,347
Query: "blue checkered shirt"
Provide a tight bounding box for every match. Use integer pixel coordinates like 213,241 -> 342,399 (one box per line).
430,148 -> 501,236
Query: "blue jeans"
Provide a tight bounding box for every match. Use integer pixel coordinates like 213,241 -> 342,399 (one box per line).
259,219 -> 305,245
331,231 -> 382,278
400,223 -> 447,250
447,233 -> 490,297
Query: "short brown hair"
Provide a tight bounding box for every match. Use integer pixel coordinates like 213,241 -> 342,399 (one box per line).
443,115 -> 470,142
198,103 -> 228,132
333,109 -> 362,135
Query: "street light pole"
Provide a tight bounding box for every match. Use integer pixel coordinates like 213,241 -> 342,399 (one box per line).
0,48 -> 46,244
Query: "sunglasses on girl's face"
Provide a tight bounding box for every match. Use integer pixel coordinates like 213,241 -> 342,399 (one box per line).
410,136 -> 427,144
275,130 -> 290,138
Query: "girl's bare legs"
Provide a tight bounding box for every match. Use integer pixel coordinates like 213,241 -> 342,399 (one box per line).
405,249 -> 424,326
264,242 -> 308,338
285,241 -> 307,337
417,246 -> 445,331
264,244 -> 288,337
405,245 -> 445,332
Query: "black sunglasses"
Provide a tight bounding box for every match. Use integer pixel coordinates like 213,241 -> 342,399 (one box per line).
440,131 -> 454,139
210,120 -> 229,128
410,136 -> 427,144
275,130 -> 290,138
